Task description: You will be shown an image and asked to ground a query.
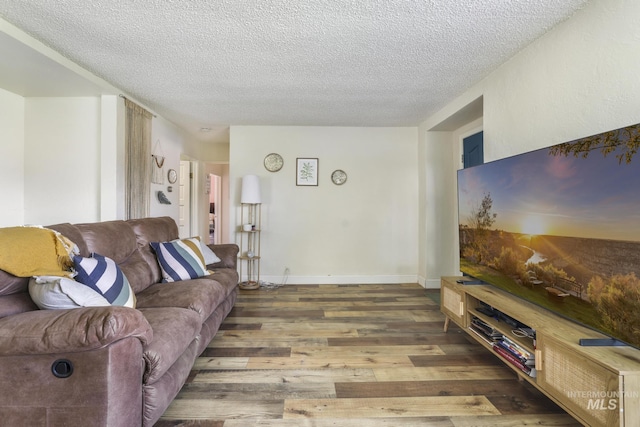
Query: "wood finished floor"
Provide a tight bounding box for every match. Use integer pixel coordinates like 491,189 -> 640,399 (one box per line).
156,284 -> 581,426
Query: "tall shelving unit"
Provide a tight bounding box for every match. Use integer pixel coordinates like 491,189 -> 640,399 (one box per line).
238,202 -> 261,290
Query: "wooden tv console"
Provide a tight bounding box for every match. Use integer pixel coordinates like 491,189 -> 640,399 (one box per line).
441,276 -> 640,427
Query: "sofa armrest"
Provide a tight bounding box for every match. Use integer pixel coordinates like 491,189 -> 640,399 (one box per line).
207,243 -> 239,269
0,306 -> 153,356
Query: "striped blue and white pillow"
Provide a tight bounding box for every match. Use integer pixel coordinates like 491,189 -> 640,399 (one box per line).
72,253 -> 136,308
150,238 -> 209,282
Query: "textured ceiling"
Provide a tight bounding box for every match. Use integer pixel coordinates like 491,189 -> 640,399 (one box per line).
0,0 -> 589,142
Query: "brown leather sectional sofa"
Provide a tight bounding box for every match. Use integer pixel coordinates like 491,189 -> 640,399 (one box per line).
0,216 -> 239,426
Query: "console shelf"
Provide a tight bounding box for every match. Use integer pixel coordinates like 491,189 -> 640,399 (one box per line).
238,203 -> 261,290
441,276 -> 640,427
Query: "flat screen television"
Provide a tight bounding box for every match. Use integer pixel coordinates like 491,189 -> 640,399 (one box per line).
457,122 -> 640,349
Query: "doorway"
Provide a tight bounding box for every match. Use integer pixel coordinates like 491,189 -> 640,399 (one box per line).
208,173 -> 222,244
178,160 -> 191,238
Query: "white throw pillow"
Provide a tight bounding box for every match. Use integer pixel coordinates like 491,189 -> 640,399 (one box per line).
29,275 -> 110,310
200,240 -> 222,265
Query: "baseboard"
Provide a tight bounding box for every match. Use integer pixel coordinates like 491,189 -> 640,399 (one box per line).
420,278 -> 441,289
259,274 -> 419,286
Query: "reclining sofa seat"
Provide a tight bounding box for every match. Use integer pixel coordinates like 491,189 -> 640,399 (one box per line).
0,216 -> 239,426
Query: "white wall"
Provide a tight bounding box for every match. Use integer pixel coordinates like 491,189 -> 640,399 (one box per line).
24,97 -> 102,225
0,90 -> 204,230
418,130 -> 455,287
482,0 -> 640,158
149,116 -> 184,222
100,95 -> 122,221
1,17 -> 199,229
0,93 -> 126,227
421,0 -> 640,280
0,88 -> 213,231
0,88 -> 25,226
230,126 -> 419,285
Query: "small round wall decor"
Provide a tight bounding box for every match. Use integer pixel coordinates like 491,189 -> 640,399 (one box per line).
331,169 -> 347,185
264,153 -> 284,172
167,169 -> 178,184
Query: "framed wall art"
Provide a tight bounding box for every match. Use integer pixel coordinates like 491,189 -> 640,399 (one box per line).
296,158 -> 318,186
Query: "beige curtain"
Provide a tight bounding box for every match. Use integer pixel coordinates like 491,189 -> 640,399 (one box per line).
124,98 -> 152,219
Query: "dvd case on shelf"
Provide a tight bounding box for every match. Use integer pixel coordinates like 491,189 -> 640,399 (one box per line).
470,316 -> 502,342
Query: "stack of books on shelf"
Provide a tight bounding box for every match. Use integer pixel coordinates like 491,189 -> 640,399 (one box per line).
494,335 -> 536,378
469,316 -> 537,378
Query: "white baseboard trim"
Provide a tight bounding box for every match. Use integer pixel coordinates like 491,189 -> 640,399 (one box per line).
422,278 -> 441,289
417,275 -> 444,289
259,274 -> 419,286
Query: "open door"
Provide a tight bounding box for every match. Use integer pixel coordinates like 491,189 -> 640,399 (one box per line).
205,163 -> 229,244
209,173 -> 222,244
178,160 -> 191,238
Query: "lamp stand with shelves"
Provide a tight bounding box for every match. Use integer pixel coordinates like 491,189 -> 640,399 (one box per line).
238,175 -> 262,290
239,203 -> 261,290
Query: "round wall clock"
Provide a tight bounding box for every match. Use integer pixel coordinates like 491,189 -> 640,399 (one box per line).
264,153 -> 284,172
167,169 -> 178,184
331,169 -> 347,185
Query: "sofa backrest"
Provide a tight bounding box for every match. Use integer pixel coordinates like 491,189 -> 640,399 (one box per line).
126,216 -> 180,286
71,220 -> 163,294
0,216 -> 180,315
0,270 -> 36,318
51,217 -> 180,293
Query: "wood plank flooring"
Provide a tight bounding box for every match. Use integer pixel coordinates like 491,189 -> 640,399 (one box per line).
156,284 -> 581,426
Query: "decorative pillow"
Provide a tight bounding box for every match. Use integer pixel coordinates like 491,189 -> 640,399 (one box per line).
200,240 -> 221,265
150,237 -> 209,282
28,276 -> 110,310
72,253 -> 136,308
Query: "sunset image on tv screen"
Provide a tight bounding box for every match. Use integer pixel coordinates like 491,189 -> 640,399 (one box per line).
458,123 -> 640,348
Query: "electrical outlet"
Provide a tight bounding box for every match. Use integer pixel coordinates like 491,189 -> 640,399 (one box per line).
284,267 -> 290,275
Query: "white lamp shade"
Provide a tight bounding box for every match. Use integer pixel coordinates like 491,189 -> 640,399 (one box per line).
241,175 -> 261,203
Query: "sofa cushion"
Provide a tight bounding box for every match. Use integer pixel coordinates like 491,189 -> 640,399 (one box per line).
0,270 -> 29,297
127,217 -> 179,245
28,276 -> 110,309
73,254 -> 136,308
150,238 -> 208,282
0,293 -> 38,319
46,223 -> 90,257
206,268 -> 240,295
138,307 -> 201,385
75,220 -> 156,293
0,306 -> 152,356
127,216 -> 179,285
135,278 -> 229,322
142,338 -> 200,427
203,243 -> 239,269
